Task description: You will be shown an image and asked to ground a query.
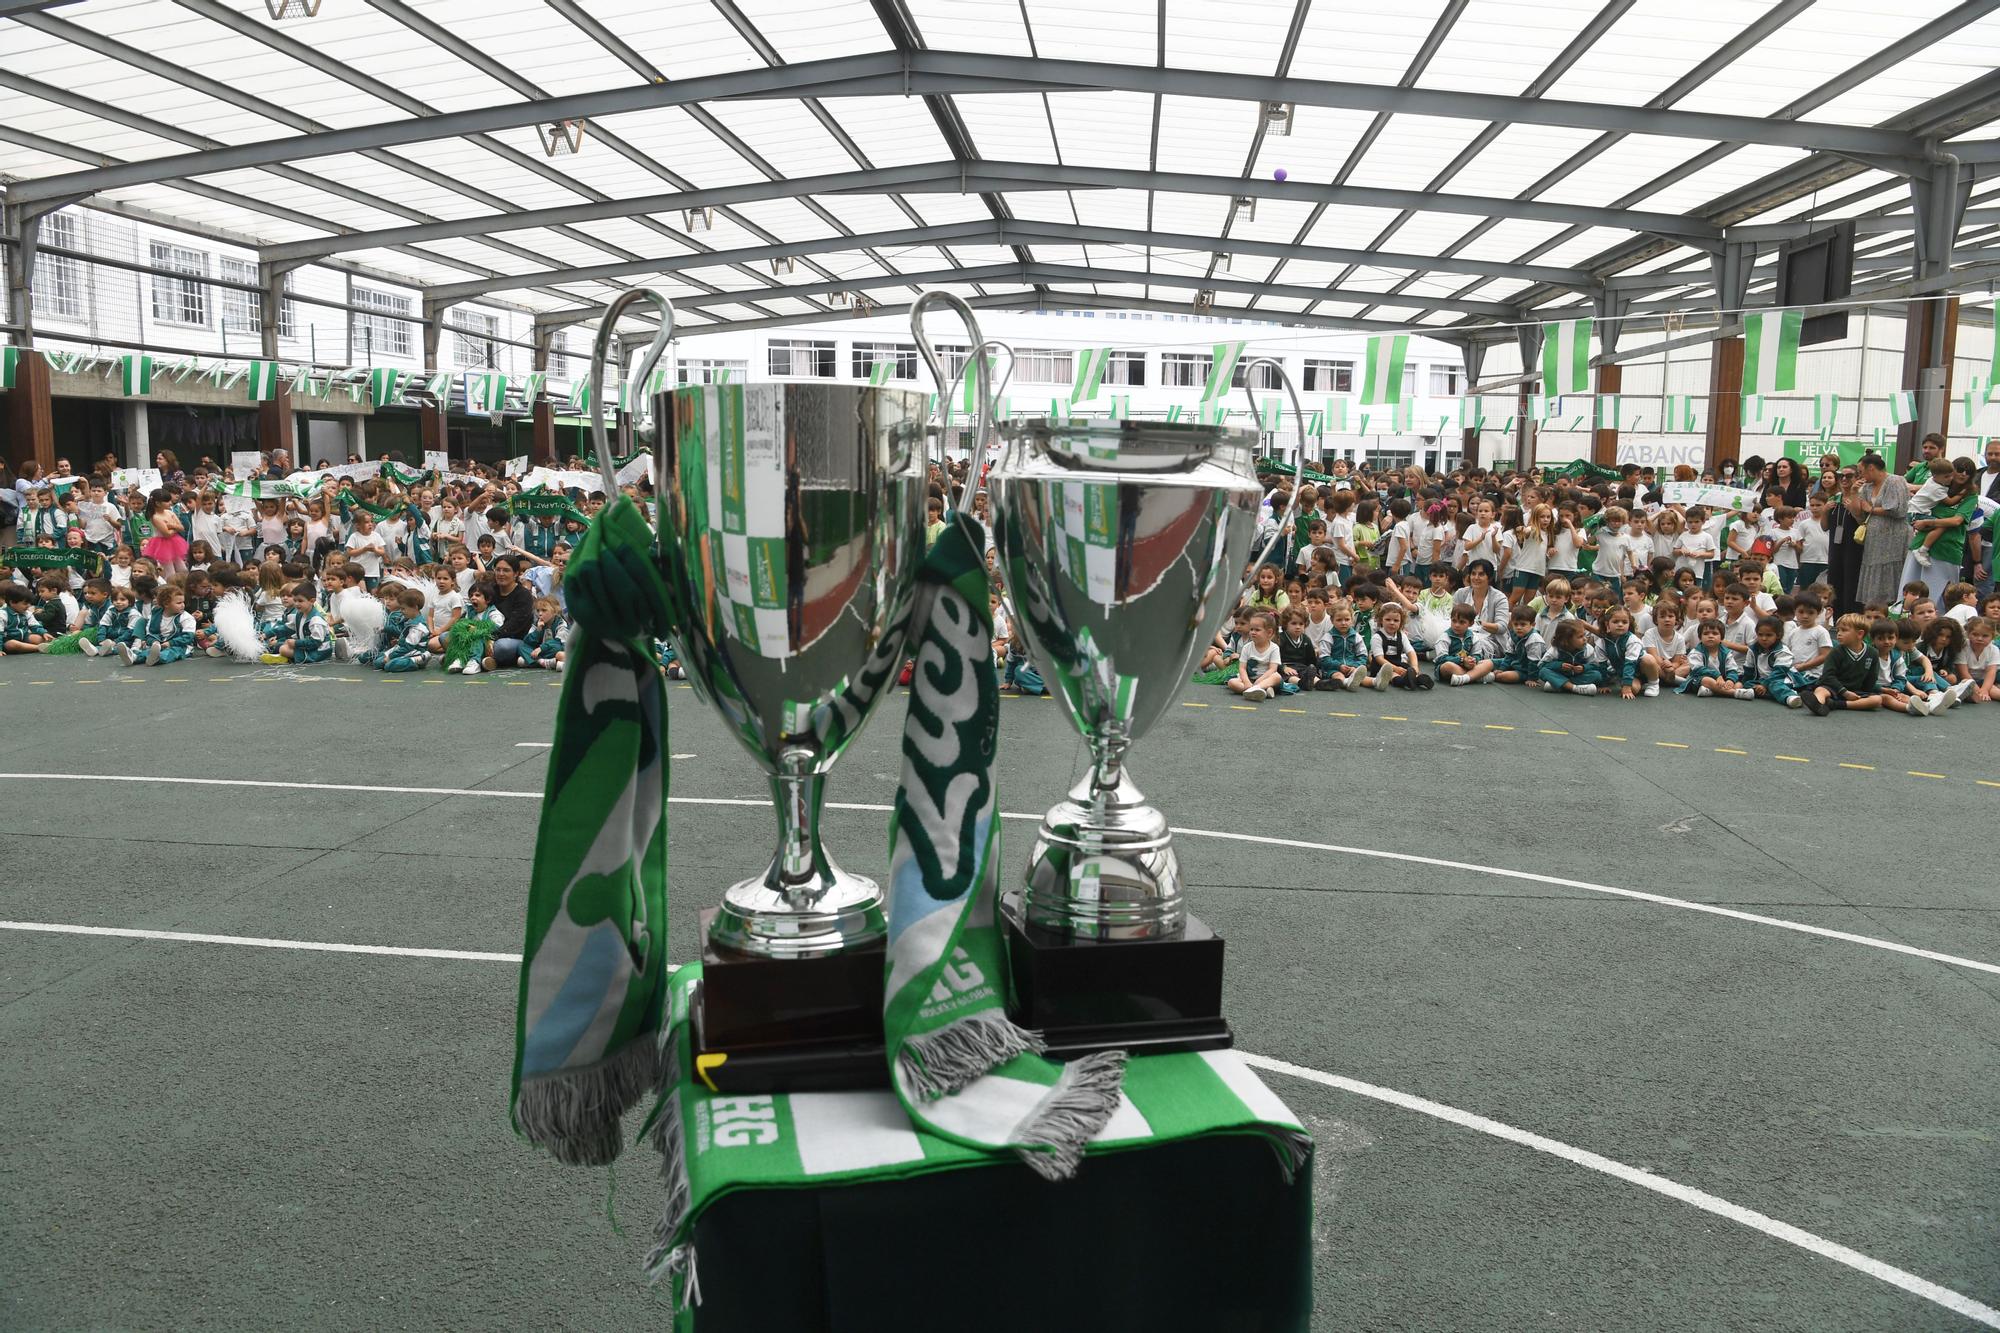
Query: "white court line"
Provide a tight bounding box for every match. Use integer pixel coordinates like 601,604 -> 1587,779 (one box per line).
1239,1051 -> 2000,1330
0,919 -> 520,962
2,771 -> 1993,978
1,915 -> 1991,1328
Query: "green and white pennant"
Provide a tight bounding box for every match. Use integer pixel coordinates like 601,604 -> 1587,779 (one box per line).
525,372 -> 547,405
369,367 -> 407,408
1742,309 -> 1801,395
566,379 -> 590,413
1360,335 -> 1407,405
1202,342 -> 1244,401
1324,397 -> 1351,435
245,360 -> 281,403
1663,394 -> 1699,432
424,370 -> 454,403
1594,393 -> 1622,430
1810,393 -> 1838,439
1071,346 -> 1112,404
867,360 -> 894,386
120,354 -> 154,397
1541,318 -> 1592,396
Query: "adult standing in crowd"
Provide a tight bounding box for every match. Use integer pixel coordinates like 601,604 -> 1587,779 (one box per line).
0,461 -> 17,549
1760,456 -> 1808,511
1975,439 -> 2000,597
1851,452 -> 1913,609
1825,463 -> 1865,614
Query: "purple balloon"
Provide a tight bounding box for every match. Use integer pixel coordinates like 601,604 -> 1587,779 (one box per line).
1273,168 -> 1288,182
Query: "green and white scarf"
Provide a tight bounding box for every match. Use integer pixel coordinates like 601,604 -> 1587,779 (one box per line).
882,514 -> 1126,1178
509,497 -> 676,1165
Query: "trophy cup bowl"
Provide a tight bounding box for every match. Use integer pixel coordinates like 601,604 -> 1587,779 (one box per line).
654,381 -> 931,959
988,418 -> 1265,941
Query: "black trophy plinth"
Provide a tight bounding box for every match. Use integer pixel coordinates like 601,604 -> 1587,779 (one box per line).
999,891 -> 1233,1059
688,908 -> 887,1093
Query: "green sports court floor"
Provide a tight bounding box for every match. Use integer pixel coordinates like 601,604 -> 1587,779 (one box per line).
1,656 -> 1995,1330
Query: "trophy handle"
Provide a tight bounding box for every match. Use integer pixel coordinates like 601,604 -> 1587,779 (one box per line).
942,338 -> 1015,484
1236,356 -> 1308,601
910,291 -> 1001,484
589,289 -> 678,502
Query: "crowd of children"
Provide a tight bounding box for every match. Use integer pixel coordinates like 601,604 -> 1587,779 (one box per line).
1189,460 -> 1998,721
4,453 -> 577,677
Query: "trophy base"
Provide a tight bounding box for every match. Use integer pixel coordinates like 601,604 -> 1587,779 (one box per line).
1019,771 -> 1185,940
1000,891 -> 1232,1060
709,866 -> 887,960
689,908 -> 888,1094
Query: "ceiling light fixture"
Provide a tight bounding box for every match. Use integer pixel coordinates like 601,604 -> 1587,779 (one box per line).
536,120 -> 587,157
263,0 -> 323,16
684,208 -> 714,233
1263,102 -> 1295,136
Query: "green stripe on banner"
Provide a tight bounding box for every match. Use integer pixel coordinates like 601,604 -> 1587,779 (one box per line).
245,361 -> 279,402
121,354 -> 153,397
1072,346 -> 1110,404
718,386 -> 746,536
2,345 -> 20,390
1743,309 -> 1801,395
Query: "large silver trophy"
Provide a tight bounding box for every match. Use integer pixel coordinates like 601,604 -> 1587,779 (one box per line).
970,313 -> 1304,1055
587,289 -> 972,1088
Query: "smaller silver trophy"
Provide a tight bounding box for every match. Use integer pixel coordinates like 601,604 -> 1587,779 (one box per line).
981,339 -> 1304,1055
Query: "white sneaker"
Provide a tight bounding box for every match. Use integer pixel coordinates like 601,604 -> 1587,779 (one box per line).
145,644 -> 162,666
1913,547 -> 1933,568
1930,689 -> 1955,713
1571,683 -> 1597,696
552,659 -> 564,672
1950,678 -> 1975,704
462,660 -> 482,676
118,643 -> 136,665
1373,670 -> 1392,692
205,645 -> 224,658
1448,675 -> 1469,686
80,637 -> 99,657
1785,694 -> 1804,709
1735,688 -> 1756,701
1242,685 -> 1266,701
447,660 -> 463,673
333,639 -> 352,663
1643,679 -> 1660,698
1908,693 -> 1932,716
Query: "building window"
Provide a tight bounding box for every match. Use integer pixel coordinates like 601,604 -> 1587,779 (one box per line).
352,286 -> 413,360
678,359 -> 746,385
149,241 -> 209,328
1160,352 -> 1209,388
1401,365 -> 1418,399
850,341 -> 918,380
217,257 -> 294,340
1231,360 -> 1283,391
1012,347 -> 1074,385
768,339 -> 836,378
1428,365 -> 1462,396
1105,351 -> 1146,386
33,212 -> 86,321
1303,359 -> 1352,393
452,310 -> 499,368
546,330 -> 570,378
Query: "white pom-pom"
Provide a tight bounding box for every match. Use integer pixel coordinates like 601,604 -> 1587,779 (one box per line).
214,591 -> 265,663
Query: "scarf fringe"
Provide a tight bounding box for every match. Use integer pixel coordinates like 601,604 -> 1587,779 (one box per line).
642,1043 -> 699,1311
897,1009 -> 1046,1102
1012,1049 -> 1129,1182
1268,1127 -> 1315,1186
513,1038 -> 659,1167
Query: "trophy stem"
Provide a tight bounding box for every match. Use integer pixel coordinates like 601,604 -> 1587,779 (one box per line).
709,747 -> 887,959
1022,742 -> 1185,941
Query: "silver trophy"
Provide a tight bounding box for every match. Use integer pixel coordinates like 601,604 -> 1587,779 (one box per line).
587,290 -> 957,966
981,337 -> 1302,1052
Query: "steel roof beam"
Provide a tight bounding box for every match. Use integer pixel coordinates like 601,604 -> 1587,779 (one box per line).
260,159 -> 1711,268
420,218 -> 1598,302
7,49 -> 1929,206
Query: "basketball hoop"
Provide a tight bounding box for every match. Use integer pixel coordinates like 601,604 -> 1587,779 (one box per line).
264,0 -> 322,18
536,120 -> 587,157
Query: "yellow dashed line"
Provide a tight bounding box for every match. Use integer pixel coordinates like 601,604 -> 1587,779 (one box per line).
1655,741 -> 1689,749
1229,704 -> 1258,711
1839,762 -> 1874,771
163,678 -> 189,683
1908,770 -> 1946,780
1774,754 -> 1810,764
1977,780 -> 2000,790
1329,711 -> 1358,718
1430,719 -> 1461,726
504,681 -> 533,687
74,679 -> 99,686
1538,728 -> 1568,736
30,680 -> 53,685
1596,735 -> 1626,742
1715,747 -> 1748,756
1279,708 -> 1307,714
1483,723 -> 1514,731
421,680 -> 445,685
1181,701 -> 1208,708
1380,714 -> 1408,722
